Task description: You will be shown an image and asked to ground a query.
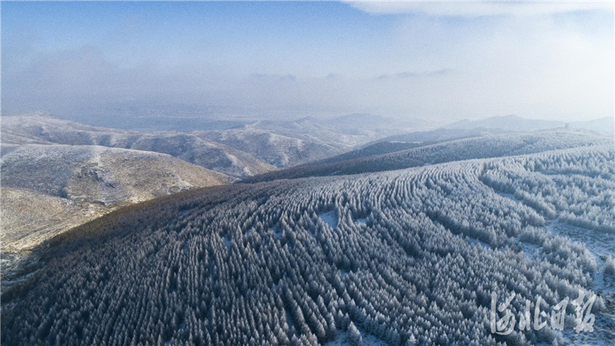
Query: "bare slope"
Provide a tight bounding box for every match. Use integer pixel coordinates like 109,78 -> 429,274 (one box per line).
0,188 -> 105,252
1,144 -> 230,205
0,144 -> 230,253
2,146 -> 613,346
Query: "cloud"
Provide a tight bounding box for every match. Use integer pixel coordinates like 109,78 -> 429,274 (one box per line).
375,68 -> 454,80
345,1 -> 613,17
2,2 -> 612,125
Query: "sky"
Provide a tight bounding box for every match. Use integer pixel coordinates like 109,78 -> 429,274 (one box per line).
1,1 -> 613,127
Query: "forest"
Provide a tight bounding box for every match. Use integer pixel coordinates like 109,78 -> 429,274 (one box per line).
2,144 -> 613,346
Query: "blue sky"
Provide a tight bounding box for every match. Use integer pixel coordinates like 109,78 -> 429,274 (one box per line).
2,1 -> 613,125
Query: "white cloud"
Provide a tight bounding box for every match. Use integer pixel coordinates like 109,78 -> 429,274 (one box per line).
345,1 -> 613,17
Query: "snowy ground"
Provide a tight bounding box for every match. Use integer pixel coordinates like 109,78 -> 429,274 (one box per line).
324,329 -> 389,346
546,220 -> 615,294
546,220 -> 615,346
494,190 -> 615,345
319,211 -> 338,229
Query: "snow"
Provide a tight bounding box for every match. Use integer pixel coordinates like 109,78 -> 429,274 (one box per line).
324,329 -> 389,346
272,225 -> 282,239
319,211 -> 338,229
519,241 -> 541,260
546,220 -> 615,294
467,237 -> 490,249
355,217 -> 368,225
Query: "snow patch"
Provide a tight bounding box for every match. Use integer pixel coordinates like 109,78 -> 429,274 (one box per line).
468,237 -> 490,249
547,220 -> 615,293
272,225 -> 282,239
319,211 -> 338,229
324,329 -> 389,346
355,217 -> 368,225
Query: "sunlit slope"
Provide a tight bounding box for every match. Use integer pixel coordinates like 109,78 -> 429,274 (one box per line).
0,187 -> 105,252
1,144 -> 231,205
0,144 -> 231,252
3,145 -> 613,346
243,129 -> 611,183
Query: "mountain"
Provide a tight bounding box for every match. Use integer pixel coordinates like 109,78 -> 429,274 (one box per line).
195,124 -> 342,168
1,115 -> 276,178
569,116 -> 614,136
2,113 -> 418,173
3,144 -> 613,345
195,114 -> 415,168
243,129 -> 612,183
444,114 -> 615,136
364,127 -> 509,148
0,144 -> 230,254
442,114 -> 565,132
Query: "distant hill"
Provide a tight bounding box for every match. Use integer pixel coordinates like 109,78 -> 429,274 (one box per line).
569,116 -> 614,136
1,114 -> 412,175
243,129 -> 612,183
442,114 -> 565,132
440,114 -> 614,136
358,115 -> 613,162
195,124 -> 343,168
362,127 -> 507,148
195,113 -> 413,168
1,115 -> 276,178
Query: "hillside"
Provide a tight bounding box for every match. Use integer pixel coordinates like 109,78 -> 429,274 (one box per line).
1,114 -> 412,175
442,114 -> 564,132
2,145 -> 613,346
1,115 -> 276,178
0,144 -> 230,254
1,144 -> 230,205
195,114 -> 406,168
0,188 -> 107,253
445,114 -> 615,136
243,130 -> 612,183
569,117 -> 614,136
368,115 -> 613,149
195,125 -> 343,168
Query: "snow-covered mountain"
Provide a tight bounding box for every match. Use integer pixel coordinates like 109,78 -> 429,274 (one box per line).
195,114 -> 414,168
1,114 -> 411,175
440,114 -> 614,136
3,142 -> 613,346
1,144 -> 230,205
1,115 -> 276,178
569,116 -> 614,136
442,114 -> 565,132
243,129 -> 613,183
